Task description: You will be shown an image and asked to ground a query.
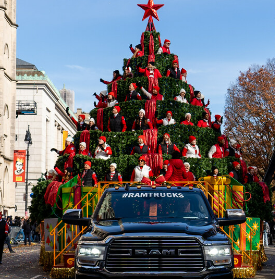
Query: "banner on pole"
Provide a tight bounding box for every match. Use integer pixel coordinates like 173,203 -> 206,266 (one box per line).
13,150 -> 26,182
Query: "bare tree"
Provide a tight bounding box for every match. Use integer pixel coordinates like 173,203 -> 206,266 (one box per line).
224,58 -> 275,173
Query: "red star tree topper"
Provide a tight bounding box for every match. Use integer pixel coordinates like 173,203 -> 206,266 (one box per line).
138,0 -> 164,21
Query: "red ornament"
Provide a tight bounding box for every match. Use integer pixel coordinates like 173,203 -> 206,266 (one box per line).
138,0 -> 164,21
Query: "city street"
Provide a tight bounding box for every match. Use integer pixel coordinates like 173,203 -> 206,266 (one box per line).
0,244 -> 50,279
254,246 -> 275,279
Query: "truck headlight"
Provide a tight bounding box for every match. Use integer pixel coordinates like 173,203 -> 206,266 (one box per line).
204,245 -> 232,266
78,246 -> 106,260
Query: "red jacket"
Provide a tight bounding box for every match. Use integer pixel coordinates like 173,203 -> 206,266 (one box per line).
58,144 -> 76,156
79,149 -> 89,156
138,67 -> 162,79
130,47 -> 143,57
191,98 -> 203,107
103,76 -> 122,85
165,159 -> 187,183
180,120 -> 194,126
197,120 -> 210,128
183,171 -> 196,181
160,46 -> 170,54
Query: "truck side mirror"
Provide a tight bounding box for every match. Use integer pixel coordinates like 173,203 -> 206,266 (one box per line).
62,209 -> 91,227
217,209 -> 246,226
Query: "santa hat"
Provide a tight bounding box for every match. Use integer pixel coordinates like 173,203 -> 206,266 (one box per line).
66,136 -> 73,142
79,142 -> 86,149
114,106 -> 120,113
166,111 -> 173,116
100,90 -> 107,96
131,83 -> 138,90
126,66 -> 132,72
215,115 -> 222,121
89,118 -> 95,123
108,92 -> 115,97
138,135 -> 146,143
185,112 -> 191,118
163,160 -> 169,165
79,114 -> 86,120
48,169 -> 58,176
248,166 -> 254,171
232,161 -> 240,168
110,163 -> 117,169
189,136 -> 196,143
180,88 -> 186,94
139,156 -> 146,162
184,162 -> 190,168
172,59 -> 178,65
153,86 -> 160,93
139,109 -> 145,115
163,133 -> 170,138
84,161 -> 91,167
181,68 -> 187,74
99,136 -> 106,142
164,39 -> 170,44
217,136 -> 224,142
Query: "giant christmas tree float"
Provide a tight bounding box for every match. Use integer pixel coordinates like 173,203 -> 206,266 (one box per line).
56,0 -> 238,183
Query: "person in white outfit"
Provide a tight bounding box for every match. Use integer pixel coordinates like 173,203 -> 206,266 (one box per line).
94,136 -> 112,160
182,136 -> 201,158
130,156 -> 153,182
156,111 -> 176,126
174,89 -> 188,104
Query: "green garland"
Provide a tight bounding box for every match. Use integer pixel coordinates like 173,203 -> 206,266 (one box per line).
245,182 -> 273,221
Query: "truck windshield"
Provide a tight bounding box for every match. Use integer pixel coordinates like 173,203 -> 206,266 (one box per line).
95,190 -> 212,225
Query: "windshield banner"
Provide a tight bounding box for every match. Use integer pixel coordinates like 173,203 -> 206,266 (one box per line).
122,192 -> 184,198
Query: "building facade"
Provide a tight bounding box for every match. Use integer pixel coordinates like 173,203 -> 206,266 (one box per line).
15,59 -> 77,217
0,0 -> 17,217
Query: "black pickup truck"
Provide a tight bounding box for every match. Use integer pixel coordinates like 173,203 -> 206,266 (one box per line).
63,185 -> 246,279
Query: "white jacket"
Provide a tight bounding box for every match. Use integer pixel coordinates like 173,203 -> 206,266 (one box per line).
107,100 -> 118,108
94,144 -> 111,160
134,165 -> 152,182
175,95 -> 188,104
162,118 -> 176,126
184,143 -> 201,158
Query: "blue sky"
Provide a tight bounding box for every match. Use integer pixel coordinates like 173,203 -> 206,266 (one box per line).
17,0 -> 275,118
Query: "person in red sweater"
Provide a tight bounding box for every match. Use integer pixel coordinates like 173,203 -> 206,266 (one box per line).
100,70 -> 122,85
252,166 -> 260,182
130,135 -> 151,155
132,109 -> 153,131
180,113 -> 194,126
138,83 -> 164,100
158,133 -> 180,155
182,136 -> 201,158
183,162 -> 196,181
125,83 -> 142,101
105,163 -> 123,182
191,91 -> 210,107
138,61 -> 162,93
93,90 -> 107,108
130,156 -> 153,182
156,111 -> 176,126
65,108 -> 87,131
54,166 -> 74,183
212,115 -> 223,133
79,142 -> 89,156
208,136 -> 226,158
159,160 -> 169,176
181,68 -> 188,83
129,44 -> 143,58
157,39 -> 171,54
107,106 -> 127,132
197,112 -> 211,128
0,211 -> 9,264
165,151 -> 187,185
166,60 -> 181,79
244,167 -> 255,184
229,161 -> 242,182
81,161 -> 98,187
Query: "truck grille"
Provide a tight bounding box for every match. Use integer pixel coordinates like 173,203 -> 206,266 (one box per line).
106,237 -> 204,272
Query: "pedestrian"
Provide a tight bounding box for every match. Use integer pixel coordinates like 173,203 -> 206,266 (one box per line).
0,211 -> 9,263
22,217 -> 32,245
263,220 -> 270,247
15,217 -> 25,242
4,217 -> 15,253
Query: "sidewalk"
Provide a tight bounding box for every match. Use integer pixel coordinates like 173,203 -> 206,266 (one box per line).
254,246 -> 275,278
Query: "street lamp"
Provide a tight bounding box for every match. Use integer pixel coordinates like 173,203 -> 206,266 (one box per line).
24,125 -> 32,215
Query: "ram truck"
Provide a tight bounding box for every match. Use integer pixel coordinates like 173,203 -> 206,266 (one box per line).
63,185 -> 246,279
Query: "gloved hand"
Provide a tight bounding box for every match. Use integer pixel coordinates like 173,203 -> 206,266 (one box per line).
93,92 -> 97,96
94,101 -> 97,108
99,145 -> 105,151
65,107 -> 70,116
100,78 -> 104,83
54,165 -> 57,169
206,99 -> 210,106
136,81 -> 142,88
50,148 -> 58,153
129,44 -> 132,49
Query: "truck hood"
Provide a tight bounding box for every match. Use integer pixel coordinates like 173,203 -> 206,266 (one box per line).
83,220 -> 219,240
